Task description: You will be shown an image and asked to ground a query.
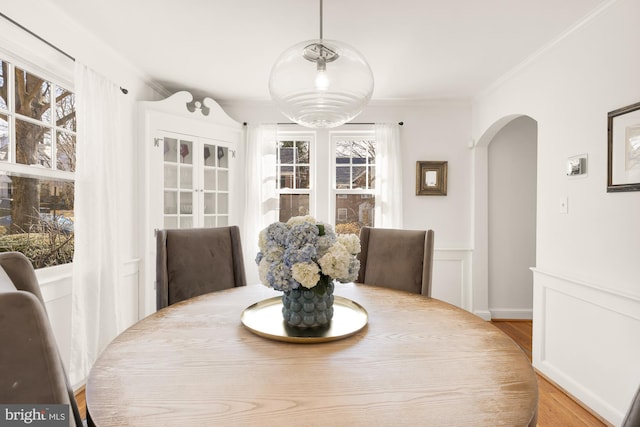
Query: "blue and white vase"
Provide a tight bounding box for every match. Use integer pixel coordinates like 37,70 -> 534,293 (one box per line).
282,281 -> 334,328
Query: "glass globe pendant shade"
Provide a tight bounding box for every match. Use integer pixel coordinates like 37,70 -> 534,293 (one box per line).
269,38 -> 374,128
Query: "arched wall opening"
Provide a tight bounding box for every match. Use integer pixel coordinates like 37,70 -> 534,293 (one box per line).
471,114 -> 538,320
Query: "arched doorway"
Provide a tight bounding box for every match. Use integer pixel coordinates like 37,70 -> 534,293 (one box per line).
472,115 -> 537,320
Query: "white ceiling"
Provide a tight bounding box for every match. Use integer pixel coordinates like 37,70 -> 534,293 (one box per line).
53,0 -> 607,102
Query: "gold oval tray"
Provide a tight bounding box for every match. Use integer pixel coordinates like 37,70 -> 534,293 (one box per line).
241,296 -> 368,343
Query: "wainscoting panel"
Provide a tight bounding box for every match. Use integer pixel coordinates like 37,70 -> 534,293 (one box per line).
532,269 -> 640,425
431,249 -> 472,311
38,264 -> 74,372
35,259 -> 140,373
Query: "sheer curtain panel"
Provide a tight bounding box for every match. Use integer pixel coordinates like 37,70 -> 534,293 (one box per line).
243,124 -> 278,283
374,123 -> 403,228
70,63 -> 125,385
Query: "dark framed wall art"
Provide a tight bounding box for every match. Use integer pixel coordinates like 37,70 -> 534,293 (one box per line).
416,161 -> 448,196
607,101 -> 640,192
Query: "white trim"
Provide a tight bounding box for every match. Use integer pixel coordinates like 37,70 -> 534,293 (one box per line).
475,0 -> 618,101
489,309 -> 532,320
532,268 -> 640,425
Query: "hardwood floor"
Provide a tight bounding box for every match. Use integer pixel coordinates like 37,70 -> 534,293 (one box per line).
74,320 -> 609,426
492,320 -> 609,427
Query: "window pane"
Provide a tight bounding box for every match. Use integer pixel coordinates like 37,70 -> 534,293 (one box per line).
164,137 -> 177,162
56,131 -> 76,172
296,166 -> 309,189
217,146 -> 228,168
279,141 -> 294,164
279,194 -> 309,222
296,141 -> 309,163
334,194 -> 375,235
279,165 -> 293,189
335,140 -> 350,158
352,166 -> 366,189
0,60 -> 7,110
0,176 -> 74,268
15,67 -> 51,123
352,139 -> 375,163
55,86 -> 76,132
179,140 -> 192,164
203,144 -> 215,167
16,118 -> 51,167
0,114 -> 7,161
336,166 -> 350,189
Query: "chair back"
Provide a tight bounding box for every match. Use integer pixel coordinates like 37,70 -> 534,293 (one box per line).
357,227 -> 434,296
0,252 -> 83,427
156,226 -> 247,309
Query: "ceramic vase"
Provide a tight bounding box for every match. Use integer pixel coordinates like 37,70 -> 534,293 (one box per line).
282,281 -> 334,328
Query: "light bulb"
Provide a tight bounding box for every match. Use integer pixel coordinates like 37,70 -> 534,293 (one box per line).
315,69 -> 330,91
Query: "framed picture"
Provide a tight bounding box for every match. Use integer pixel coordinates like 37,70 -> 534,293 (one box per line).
416,161 -> 448,196
608,101 -> 640,192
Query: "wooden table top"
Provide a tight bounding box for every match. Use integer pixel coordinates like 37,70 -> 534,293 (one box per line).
86,283 -> 538,427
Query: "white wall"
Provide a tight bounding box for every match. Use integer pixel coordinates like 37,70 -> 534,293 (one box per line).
222,100 -> 475,308
488,116 -> 537,319
472,0 -> 640,424
1,0 -> 163,381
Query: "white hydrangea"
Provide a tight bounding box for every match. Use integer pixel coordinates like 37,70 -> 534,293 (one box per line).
318,242 -> 351,280
291,262 -> 321,289
258,229 -> 268,252
286,215 -> 316,227
258,258 -> 271,287
337,234 -> 361,255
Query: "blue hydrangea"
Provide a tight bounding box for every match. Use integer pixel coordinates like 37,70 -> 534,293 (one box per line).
283,243 -> 317,267
265,222 -> 288,247
256,217 -> 361,291
286,222 -> 319,249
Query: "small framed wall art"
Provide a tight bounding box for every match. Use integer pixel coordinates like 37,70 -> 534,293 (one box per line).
416,161 -> 448,196
607,101 -> 640,192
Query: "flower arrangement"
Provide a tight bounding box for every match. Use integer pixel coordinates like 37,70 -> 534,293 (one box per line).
255,215 -> 361,294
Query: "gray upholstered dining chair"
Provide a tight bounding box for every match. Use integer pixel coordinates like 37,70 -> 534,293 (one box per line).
623,384 -> 640,427
357,227 -> 435,296
156,226 -> 247,310
0,252 -> 85,427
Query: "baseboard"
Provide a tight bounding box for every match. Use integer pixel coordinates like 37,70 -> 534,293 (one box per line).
473,310 -> 492,321
534,368 -> 615,427
489,308 -> 532,320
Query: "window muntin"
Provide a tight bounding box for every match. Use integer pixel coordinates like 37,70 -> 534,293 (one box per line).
276,137 -> 311,223
333,135 -> 375,235
0,56 -> 75,268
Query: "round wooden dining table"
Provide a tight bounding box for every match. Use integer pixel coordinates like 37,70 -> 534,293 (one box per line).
86,283 -> 538,426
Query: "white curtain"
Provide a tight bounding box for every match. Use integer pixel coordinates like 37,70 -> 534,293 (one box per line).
70,62 -> 125,385
374,123 -> 403,228
243,124 -> 278,284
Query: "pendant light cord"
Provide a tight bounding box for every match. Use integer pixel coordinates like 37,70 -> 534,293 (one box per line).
319,0 -> 323,40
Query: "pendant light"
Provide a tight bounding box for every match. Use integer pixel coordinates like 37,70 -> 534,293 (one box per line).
269,0 -> 374,128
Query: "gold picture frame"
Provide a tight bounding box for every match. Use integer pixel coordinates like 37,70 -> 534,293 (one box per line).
416,161 -> 448,196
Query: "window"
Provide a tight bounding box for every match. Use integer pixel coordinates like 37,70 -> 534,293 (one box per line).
268,128 -> 377,233
276,136 -> 312,222
0,57 -> 75,268
333,134 -> 375,235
